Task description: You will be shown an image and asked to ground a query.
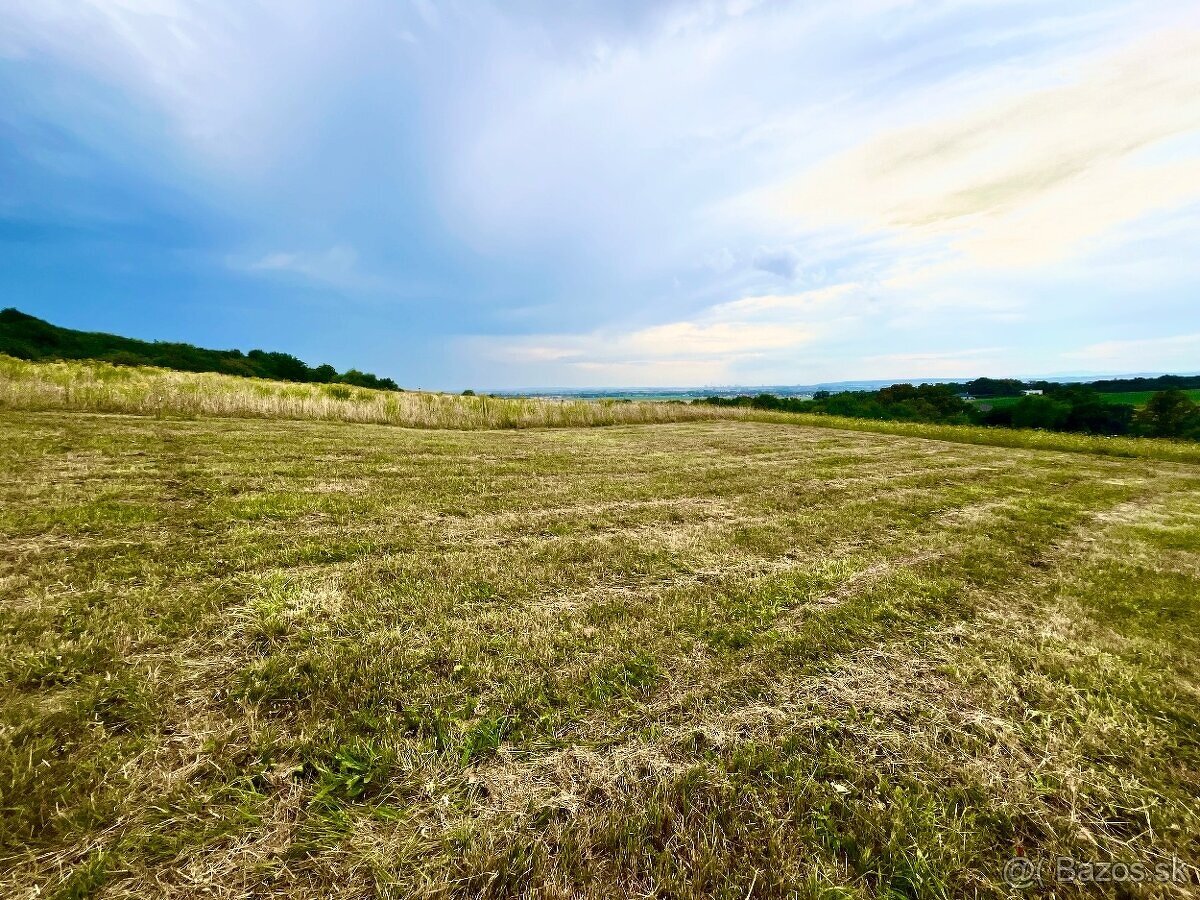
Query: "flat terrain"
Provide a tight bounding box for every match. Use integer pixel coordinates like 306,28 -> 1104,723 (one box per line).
2,411 -> 1199,898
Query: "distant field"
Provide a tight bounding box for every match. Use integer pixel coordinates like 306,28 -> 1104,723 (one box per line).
976,389 -> 1200,410
973,395 -> 1024,409
2,410 -> 1199,898
1098,389 -> 1200,406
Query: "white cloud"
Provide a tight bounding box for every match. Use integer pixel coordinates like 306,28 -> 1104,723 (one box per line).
0,0 -> 417,175
713,284 -> 856,317
758,27 -> 1200,269
237,245 -> 361,287
431,0 -> 1080,267
472,283 -> 861,384
1063,333 -> 1200,372
705,247 -> 737,273
861,347 -> 1009,377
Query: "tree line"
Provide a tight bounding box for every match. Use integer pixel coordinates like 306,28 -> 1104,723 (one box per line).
700,382 -> 1200,440
0,308 -> 400,391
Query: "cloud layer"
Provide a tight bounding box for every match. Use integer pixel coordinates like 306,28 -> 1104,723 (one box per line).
2,0 -> 1198,387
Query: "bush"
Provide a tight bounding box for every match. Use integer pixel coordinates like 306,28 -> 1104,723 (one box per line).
1135,390 -> 1200,439
1009,395 -> 1070,431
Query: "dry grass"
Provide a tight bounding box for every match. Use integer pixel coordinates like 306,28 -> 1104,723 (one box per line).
2,410 -> 1199,898
0,354 -> 741,429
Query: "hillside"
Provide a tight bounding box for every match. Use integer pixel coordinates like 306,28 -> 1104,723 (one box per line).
0,308 -> 399,390
2,409 -> 1198,898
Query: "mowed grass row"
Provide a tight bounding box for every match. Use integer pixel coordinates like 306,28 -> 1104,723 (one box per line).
1,411 -> 1198,898
5,353 -> 1200,465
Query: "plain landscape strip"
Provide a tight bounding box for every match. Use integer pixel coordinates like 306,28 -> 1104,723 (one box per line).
3,353 -> 1200,465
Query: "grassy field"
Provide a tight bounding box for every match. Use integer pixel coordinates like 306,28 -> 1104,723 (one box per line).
976,390 -> 1200,410
5,354 -> 1200,467
2,407 -> 1199,898
1097,390 -> 1200,407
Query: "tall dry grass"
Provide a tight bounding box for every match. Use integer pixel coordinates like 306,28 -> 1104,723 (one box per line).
0,354 -> 742,430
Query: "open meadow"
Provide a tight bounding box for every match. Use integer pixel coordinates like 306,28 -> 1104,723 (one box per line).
2,396 -> 1199,898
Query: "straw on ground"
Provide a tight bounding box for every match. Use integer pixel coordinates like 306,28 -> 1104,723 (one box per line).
1,409 -> 1198,898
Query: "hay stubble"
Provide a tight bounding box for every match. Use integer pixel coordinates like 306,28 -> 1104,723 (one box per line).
1,413 -> 1198,898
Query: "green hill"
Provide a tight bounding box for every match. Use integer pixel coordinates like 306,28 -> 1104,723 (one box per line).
0,308 -> 399,391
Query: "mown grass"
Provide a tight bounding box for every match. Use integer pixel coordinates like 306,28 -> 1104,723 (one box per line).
2,409 -> 1198,898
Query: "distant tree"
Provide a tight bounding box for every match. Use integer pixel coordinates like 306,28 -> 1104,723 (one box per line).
462,389 -> 476,396
247,350 -> 310,382
312,364 -> 337,383
1092,374 -> 1200,393
694,377 -> 1197,442
1135,390 -> 1200,438
1058,386 -> 1133,435
877,383 -> 918,403
1010,395 -> 1070,431
965,377 -> 1026,397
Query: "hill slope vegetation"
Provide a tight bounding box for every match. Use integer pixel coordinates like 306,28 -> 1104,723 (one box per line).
0,308 -> 399,390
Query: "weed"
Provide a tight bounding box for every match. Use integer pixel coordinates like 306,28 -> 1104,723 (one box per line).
313,741 -> 394,803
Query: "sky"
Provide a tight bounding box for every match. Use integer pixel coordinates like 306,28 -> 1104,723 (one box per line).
2,0 -> 1199,390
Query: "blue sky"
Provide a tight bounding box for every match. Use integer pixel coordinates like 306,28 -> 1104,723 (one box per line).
2,0 -> 1199,389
